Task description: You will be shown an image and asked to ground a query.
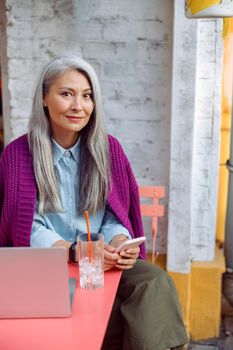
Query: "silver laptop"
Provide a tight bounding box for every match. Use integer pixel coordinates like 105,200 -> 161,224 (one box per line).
0,247 -> 76,319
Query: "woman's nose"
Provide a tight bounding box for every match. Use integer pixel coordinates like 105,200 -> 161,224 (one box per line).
71,97 -> 82,111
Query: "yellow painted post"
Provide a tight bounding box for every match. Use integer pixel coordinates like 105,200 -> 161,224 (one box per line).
189,248 -> 225,340
216,19 -> 233,244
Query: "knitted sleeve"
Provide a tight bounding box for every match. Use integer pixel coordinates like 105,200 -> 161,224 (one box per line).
0,145 -> 11,246
126,162 -> 146,259
0,135 -> 37,247
108,135 -> 146,259
0,152 -> 4,220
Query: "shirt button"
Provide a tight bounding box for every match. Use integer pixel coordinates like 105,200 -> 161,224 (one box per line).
64,151 -> 71,158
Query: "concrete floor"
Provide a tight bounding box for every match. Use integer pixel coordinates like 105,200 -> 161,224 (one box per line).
187,338 -> 223,350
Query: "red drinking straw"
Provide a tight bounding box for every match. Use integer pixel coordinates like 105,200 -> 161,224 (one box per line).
85,211 -> 92,261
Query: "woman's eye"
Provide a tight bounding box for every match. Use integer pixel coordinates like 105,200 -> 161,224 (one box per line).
61,91 -> 72,97
84,93 -> 93,99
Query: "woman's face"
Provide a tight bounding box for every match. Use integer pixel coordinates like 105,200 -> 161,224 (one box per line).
43,69 -> 94,148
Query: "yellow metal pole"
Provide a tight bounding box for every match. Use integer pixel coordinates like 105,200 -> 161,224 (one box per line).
216,19 -> 233,244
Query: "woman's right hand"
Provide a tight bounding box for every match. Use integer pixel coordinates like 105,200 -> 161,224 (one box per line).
103,243 -> 120,271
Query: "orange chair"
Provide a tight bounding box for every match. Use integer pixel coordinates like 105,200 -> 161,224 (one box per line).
139,186 -> 165,263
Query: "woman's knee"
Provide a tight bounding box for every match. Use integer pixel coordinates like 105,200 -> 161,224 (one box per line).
134,259 -> 170,283
119,259 -> 174,295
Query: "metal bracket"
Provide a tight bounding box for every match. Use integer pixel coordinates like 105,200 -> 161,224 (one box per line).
226,159 -> 233,173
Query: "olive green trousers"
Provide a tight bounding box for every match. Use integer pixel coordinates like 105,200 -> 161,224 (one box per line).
102,259 -> 188,350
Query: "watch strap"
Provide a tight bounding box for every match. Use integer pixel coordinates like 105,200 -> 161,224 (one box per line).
69,241 -> 77,263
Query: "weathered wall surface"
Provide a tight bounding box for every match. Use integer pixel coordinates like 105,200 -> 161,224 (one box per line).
191,19 -> 222,262
167,0 -> 223,273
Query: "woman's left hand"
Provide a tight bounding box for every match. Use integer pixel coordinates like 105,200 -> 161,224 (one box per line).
115,246 -> 140,270
110,234 -> 139,270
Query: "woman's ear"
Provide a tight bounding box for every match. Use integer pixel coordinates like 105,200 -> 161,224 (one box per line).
43,94 -> 48,107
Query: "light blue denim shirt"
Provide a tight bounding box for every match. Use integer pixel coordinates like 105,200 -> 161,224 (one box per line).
30,138 -> 131,247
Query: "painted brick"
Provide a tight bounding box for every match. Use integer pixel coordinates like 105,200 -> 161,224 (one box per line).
190,19 -> 222,264
10,98 -> 32,119
194,118 -> 213,139
8,79 -> 35,100
80,0 -> 171,21
102,18 -> 169,42
8,58 -> 34,79
10,118 -> 28,141
197,79 -> 215,99
7,39 -> 34,58
196,97 -> 214,117
7,20 -> 34,39
194,138 -> 212,155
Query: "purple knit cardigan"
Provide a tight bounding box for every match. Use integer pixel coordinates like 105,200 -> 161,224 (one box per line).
0,134 -> 146,258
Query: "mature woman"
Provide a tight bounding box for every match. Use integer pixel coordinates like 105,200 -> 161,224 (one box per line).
0,56 -> 188,350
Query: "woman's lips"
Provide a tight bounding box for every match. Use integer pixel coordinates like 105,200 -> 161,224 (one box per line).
65,116 -> 83,120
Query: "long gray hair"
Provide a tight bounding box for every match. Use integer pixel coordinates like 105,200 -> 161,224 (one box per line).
28,56 -> 110,215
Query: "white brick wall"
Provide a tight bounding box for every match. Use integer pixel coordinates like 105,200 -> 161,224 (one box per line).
167,1 -> 198,273
191,19 -> 223,261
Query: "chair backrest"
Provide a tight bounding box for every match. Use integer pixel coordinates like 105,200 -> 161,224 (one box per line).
139,186 -> 165,263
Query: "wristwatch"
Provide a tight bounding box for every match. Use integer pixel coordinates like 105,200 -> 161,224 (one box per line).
69,241 -> 77,263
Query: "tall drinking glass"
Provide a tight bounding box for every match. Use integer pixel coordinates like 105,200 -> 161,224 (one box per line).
77,233 -> 104,290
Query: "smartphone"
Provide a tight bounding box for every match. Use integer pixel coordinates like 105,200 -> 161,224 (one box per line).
115,237 -> 146,253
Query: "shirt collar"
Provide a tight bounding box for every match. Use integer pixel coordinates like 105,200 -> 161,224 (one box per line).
53,138 -> 80,165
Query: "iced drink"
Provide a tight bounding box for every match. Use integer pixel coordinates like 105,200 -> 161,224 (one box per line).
77,233 -> 104,290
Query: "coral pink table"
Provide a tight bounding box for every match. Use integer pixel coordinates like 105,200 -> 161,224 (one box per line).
0,264 -> 122,350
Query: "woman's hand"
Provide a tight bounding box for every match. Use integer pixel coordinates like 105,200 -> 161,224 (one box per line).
115,246 -> 139,270
104,242 -> 120,271
108,235 -> 140,271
